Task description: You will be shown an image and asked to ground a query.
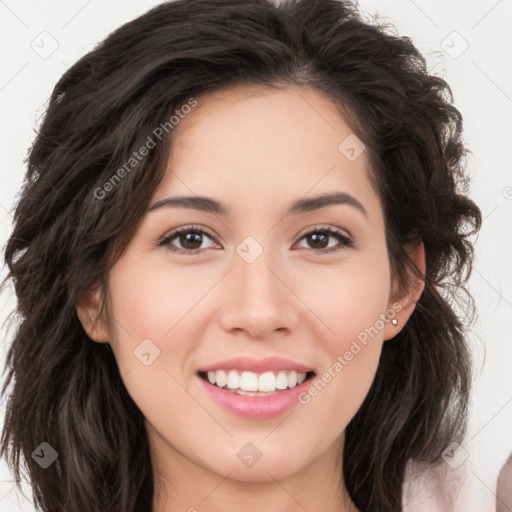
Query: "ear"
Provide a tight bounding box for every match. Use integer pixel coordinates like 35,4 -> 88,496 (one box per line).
75,286 -> 110,343
383,239 -> 426,341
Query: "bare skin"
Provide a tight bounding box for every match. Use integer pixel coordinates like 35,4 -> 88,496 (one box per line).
76,85 -> 425,512
497,453 -> 512,512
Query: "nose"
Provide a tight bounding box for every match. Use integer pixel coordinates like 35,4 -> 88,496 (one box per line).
218,245 -> 299,340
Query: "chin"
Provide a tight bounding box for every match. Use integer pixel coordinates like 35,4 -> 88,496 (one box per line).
204,441 -> 311,482
222,458 -> 305,482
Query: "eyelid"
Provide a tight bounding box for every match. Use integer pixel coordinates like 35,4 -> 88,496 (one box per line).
157,223 -> 355,255
294,224 -> 355,253
156,224 -> 219,249
297,224 -> 354,243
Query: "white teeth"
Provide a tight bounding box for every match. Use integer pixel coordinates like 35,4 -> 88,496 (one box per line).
240,371 -> 258,391
216,369 -> 227,388
226,370 -> 240,390
276,371 -> 288,390
204,369 -> 309,392
258,371 -> 276,392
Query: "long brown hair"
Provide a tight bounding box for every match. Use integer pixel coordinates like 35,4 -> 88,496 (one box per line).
1,0 -> 481,510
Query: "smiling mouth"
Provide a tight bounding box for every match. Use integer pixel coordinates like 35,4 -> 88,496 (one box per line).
197,369 -> 316,396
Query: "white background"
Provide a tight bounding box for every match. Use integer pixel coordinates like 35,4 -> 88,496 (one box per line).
0,1 -> 511,511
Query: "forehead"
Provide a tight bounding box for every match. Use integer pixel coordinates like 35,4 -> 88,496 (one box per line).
154,85 -> 381,221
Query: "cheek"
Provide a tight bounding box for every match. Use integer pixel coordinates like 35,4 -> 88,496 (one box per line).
109,252 -> 217,329
106,254 -> 209,371
105,257 -> 210,427
293,251 -> 391,417
295,253 -> 391,356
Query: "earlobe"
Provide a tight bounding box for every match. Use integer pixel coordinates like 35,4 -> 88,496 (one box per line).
383,240 -> 426,341
75,287 -> 110,343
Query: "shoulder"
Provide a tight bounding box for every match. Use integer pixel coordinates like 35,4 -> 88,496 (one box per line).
497,453 -> 512,512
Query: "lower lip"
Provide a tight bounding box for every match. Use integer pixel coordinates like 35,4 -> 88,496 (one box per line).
197,375 -> 313,419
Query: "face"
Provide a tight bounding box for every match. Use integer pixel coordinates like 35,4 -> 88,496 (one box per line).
79,85 -> 408,490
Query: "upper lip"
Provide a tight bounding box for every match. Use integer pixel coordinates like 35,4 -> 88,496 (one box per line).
197,356 -> 314,374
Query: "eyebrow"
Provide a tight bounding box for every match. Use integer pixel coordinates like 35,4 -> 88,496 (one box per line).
147,191 -> 367,218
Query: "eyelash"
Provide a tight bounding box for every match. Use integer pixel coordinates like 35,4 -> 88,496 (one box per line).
156,224 -> 355,256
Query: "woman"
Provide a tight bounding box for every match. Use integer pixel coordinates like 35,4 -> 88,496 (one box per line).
0,0 -> 481,510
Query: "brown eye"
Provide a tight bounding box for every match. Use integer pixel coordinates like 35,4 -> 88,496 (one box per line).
157,225 -> 355,256
157,226 -> 219,255
296,227 -> 354,254
174,231 -> 204,250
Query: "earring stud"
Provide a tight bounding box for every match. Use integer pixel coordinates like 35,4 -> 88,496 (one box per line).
391,319 -> 398,326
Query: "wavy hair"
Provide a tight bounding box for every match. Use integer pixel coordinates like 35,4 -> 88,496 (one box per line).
1,0 -> 481,510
